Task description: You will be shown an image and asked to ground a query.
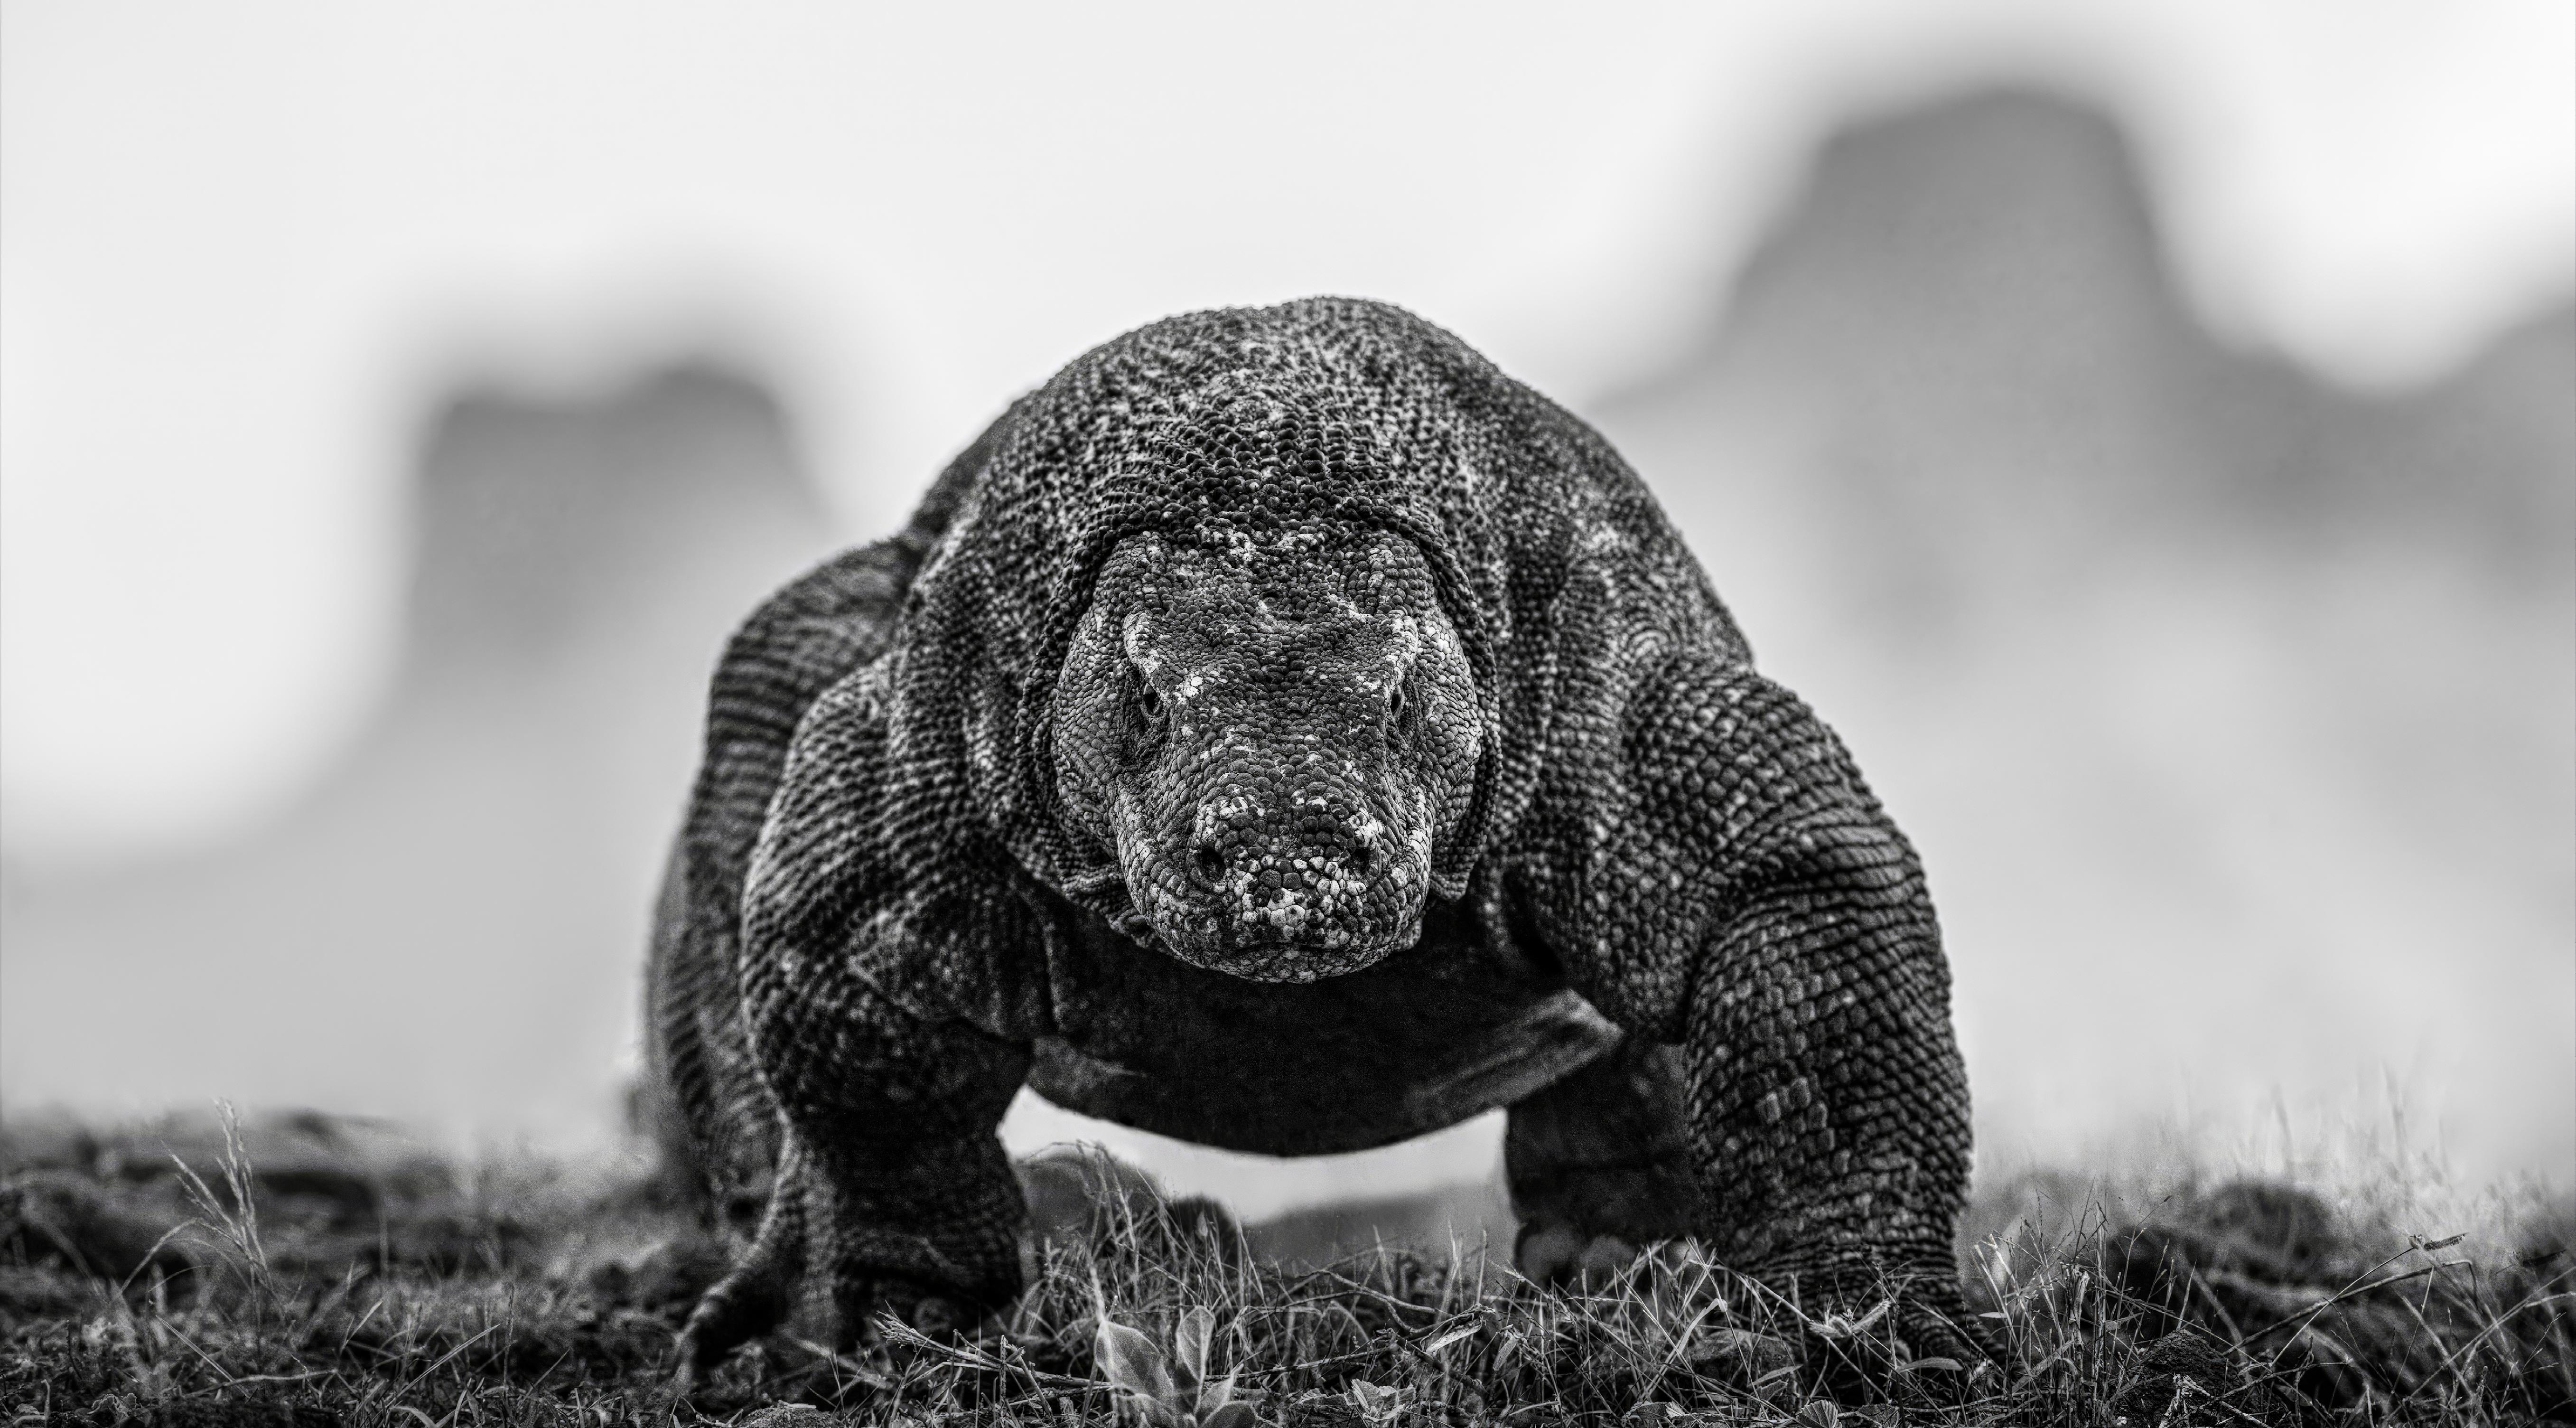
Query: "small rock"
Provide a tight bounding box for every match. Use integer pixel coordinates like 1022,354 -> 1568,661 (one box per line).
2109,1332 -> 2241,1426
1282,1388 -> 1366,1427
0,1170 -> 194,1292
139,1394 -> 342,1428
0,1263 -> 93,1320
1685,1325 -> 1800,1381
736,1406 -> 835,1428
579,1233 -> 730,1313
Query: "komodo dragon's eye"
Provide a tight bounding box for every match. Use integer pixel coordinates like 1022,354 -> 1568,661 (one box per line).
1131,666 -> 1167,736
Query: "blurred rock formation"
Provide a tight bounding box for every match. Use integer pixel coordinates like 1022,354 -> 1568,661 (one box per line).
1595,88 -> 2573,1178
1,366 -> 834,1146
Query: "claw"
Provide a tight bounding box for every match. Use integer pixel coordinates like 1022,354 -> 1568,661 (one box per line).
673,1266 -> 795,1381
906,1293 -> 968,1337
1515,1221 -> 1640,1292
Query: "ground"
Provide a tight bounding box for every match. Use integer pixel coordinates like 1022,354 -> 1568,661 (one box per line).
1,1109 -> 2567,1425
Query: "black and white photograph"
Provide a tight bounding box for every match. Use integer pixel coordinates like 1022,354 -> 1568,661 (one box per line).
2,3 -> 2569,1422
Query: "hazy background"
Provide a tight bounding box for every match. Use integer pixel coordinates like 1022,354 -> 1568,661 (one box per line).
4,2 -> 2569,1221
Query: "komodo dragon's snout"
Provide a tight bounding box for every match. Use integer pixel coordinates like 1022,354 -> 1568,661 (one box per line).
1050,529 -> 1484,981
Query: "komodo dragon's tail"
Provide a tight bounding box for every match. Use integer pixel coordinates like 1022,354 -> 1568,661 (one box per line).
638,406 -> 1012,1228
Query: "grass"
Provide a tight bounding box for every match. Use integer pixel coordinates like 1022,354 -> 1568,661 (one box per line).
1,1108 -> 2567,1425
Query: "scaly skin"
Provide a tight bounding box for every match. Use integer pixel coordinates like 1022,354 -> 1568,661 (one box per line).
646,298 -> 1979,1375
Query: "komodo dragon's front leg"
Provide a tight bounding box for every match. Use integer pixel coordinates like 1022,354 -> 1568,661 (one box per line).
1516,652 -> 1979,1361
677,670 -> 1035,1376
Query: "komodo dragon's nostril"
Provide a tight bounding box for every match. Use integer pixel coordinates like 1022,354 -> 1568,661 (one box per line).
1189,838 -> 1225,887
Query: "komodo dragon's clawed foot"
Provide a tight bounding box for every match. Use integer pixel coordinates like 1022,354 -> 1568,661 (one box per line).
832,1279 -> 989,1347
672,1144 -> 810,1384
1514,1221 -> 1650,1291
674,1267 -> 984,1384
1504,1040 -> 1699,1294
673,1264 -> 795,1386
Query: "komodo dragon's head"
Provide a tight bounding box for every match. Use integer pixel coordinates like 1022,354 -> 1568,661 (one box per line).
1049,526 -> 1483,982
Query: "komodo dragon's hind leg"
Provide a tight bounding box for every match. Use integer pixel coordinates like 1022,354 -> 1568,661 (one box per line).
1505,1035 -> 1700,1288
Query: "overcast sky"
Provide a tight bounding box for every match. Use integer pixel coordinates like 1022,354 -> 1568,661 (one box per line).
3,0 -> 2570,861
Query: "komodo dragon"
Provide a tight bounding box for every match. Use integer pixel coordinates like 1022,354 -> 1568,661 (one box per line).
645,297 -> 1979,1374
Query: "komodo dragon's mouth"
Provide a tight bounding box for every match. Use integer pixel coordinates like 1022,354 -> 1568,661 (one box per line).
1097,778 -> 1442,979
1105,818 -> 1433,982
1151,926 -> 1413,984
